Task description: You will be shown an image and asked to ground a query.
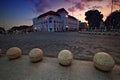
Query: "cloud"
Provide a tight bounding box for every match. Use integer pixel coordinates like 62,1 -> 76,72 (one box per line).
82,0 -> 103,2
91,6 -> 103,9
75,2 -> 85,10
67,0 -> 104,12
106,5 -> 110,8
63,0 -> 72,2
113,0 -> 120,7
113,0 -> 120,2
25,0 -> 51,13
68,2 -> 85,12
105,0 -> 120,9
68,7 -> 76,12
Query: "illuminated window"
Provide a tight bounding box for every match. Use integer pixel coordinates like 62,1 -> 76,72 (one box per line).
66,15 -> 68,18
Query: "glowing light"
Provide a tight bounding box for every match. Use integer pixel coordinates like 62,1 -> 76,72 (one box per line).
66,15 -> 68,18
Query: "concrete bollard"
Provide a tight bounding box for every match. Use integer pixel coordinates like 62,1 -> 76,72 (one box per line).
6,47 -> 22,60
93,52 -> 115,71
58,50 -> 73,66
29,48 -> 43,62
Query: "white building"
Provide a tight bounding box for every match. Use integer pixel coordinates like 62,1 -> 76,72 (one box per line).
33,8 -> 79,32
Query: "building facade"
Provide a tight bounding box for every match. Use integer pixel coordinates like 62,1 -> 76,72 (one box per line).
33,8 -> 79,32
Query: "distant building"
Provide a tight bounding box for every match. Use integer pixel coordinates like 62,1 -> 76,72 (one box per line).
33,8 -> 79,32
79,22 -> 88,31
8,25 -> 33,34
0,27 -> 5,34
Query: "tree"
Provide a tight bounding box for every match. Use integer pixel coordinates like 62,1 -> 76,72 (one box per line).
85,10 -> 103,30
0,27 -> 5,34
8,25 -> 33,34
105,10 -> 120,30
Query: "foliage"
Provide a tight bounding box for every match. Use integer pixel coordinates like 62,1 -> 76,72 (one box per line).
85,9 -> 103,29
105,10 -> 120,30
8,25 -> 33,34
0,27 -> 5,34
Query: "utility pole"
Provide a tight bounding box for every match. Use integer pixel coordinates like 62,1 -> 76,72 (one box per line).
111,0 -> 114,13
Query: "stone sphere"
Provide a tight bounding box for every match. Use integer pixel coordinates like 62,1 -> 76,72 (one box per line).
6,47 -> 22,59
93,52 -> 115,71
58,50 -> 73,66
29,48 -> 43,62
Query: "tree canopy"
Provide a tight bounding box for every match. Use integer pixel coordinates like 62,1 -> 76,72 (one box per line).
8,25 -> 33,34
9,25 -> 30,31
0,27 -> 5,34
105,10 -> 120,30
85,9 -> 103,29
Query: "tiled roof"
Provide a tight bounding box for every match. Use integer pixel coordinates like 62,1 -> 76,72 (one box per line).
68,15 -> 77,20
37,8 -> 77,20
38,11 -> 60,18
57,8 -> 68,14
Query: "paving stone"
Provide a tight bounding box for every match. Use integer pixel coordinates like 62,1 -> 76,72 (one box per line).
0,55 -> 120,80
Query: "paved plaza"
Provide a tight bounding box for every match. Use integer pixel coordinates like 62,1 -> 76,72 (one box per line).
0,56 -> 120,80
0,32 -> 120,80
0,32 -> 120,64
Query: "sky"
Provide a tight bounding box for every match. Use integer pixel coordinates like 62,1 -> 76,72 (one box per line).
0,0 -> 120,30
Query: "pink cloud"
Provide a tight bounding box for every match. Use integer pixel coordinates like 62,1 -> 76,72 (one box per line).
68,2 -> 85,12
75,2 -> 85,10
91,6 -> 103,9
68,7 -> 76,12
82,0 -> 103,2
63,0 -> 72,2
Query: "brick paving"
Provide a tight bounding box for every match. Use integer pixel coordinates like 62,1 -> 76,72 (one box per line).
0,32 -> 120,64
0,56 -> 120,80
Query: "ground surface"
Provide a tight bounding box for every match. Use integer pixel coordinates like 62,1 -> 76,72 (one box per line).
0,32 -> 120,64
0,56 -> 120,80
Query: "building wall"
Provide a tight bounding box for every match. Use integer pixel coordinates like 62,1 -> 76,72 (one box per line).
66,18 -> 79,31
33,11 -> 79,32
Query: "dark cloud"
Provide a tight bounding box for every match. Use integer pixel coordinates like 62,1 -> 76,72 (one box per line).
113,0 -> 120,2
91,6 -> 103,9
68,2 -> 85,12
68,0 -> 104,12
25,0 -> 51,13
75,2 -> 85,10
105,0 -> 120,8
82,0 -> 103,2
63,0 -> 72,2
113,0 -> 120,7
68,7 -> 76,12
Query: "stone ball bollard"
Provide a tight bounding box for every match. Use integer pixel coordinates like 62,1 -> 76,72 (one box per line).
93,52 -> 115,71
29,48 -> 43,62
58,50 -> 73,66
6,47 -> 22,60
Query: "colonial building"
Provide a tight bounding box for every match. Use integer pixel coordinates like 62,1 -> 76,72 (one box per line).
33,8 -> 79,32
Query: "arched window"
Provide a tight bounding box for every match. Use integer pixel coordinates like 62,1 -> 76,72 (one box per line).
49,17 -> 53,23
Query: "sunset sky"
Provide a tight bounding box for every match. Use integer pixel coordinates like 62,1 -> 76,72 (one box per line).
0,0 -> 120,30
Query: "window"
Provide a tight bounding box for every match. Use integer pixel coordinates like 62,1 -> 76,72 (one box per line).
49,20 -> 52,23
49,17 -> 53,23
